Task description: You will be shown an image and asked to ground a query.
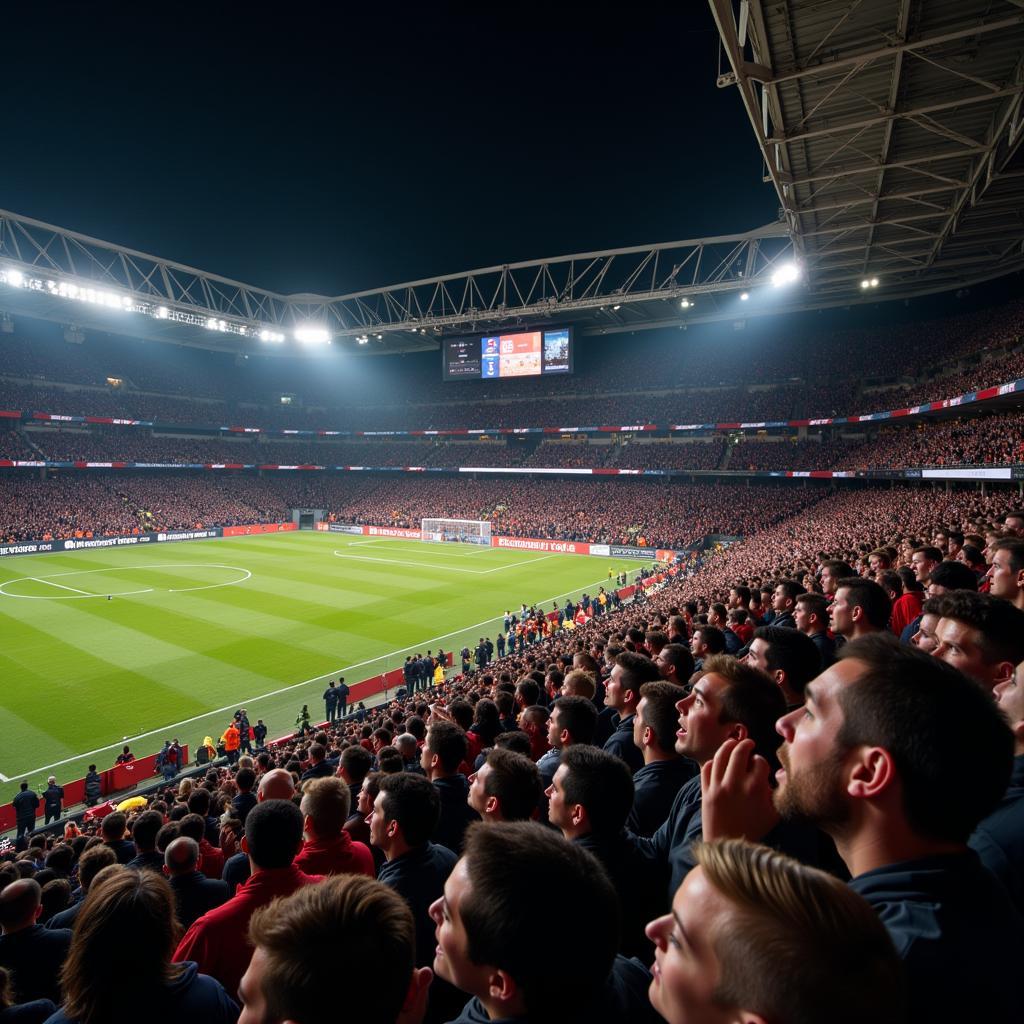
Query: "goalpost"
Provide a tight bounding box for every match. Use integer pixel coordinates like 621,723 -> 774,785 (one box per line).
421,518 -> 492,546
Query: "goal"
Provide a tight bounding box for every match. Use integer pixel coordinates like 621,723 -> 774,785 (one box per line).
421,518 -> 492,546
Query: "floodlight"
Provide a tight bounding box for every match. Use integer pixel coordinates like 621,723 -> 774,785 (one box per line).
861,280 -> 870,289
5,269 -> 24,288
740,292 -> 749,301
294,325 -> 331,344
156,306 -> 169,319
771,262 -> 800,288
870,277 -> 879,287
680,298 -> 692,309
612,304 -> 621,311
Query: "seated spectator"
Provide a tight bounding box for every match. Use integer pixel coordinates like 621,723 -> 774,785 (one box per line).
794,591 -> 836,668
932,590 -> 1024,692
536,695 -> 598,791
646,839 -> 904,1024
717,634 -> 1021,1023
0,880 -> 71,1005
164,837 -> 231,930
174,800 -> 322,999
602,652 -> 661,774
46,866 -> 237,1024
99,813 -> 135,864
421,722 -> 480,854
547,745 -> 660,958
745,625 -> 822,707
829,577 -> 892,642
429,821 -> 660,1024
628,681 -> 696,838
125,810 -> 165,873
238,876 -> 432,1024
293,777 -> 374,878
0,965 -> 54,1024
46,846 -> 117,931
970,658 -> 1024,914
231,767 -> 258,825
466,748 -> 542,823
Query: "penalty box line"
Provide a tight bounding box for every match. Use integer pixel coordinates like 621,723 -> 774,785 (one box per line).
6,570 -> 618,783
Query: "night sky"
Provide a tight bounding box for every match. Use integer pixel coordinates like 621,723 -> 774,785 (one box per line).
3,3 -> 778,297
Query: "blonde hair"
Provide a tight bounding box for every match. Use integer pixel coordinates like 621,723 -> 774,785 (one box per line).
693,840 -> 904,1024
561,669 -> 596,699
299,776 -> 351,835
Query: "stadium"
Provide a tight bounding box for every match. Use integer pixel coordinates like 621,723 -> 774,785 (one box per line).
1,3 -> 1023,1023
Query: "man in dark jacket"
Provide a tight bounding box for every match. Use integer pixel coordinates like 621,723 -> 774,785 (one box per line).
322,681 -> 339,723
165,837 -> 231,929
0,879 -> 71,1005
12,784 -> 39,839
83,765 -> 102,807
421,721 -> 480,853
42,778 -> 63,826
602,652 -> 659,774
336,677 -> 350,717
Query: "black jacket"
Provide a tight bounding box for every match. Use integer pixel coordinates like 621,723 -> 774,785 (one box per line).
627,757 -> 698,838
0,925 -> 71,1004
969,753 -> 1024,916
12,790 -> 39,822
431,775 -> 480,854
602,715 -> 643,774
849,851 -> 1023,1024
170,870 -> 232,929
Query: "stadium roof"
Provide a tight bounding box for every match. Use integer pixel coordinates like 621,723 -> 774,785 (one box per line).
1,1 -> 1022,355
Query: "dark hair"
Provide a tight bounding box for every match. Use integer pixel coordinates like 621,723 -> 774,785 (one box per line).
795,591 -> 828,627
245,800 -> 305,870
992,536 -> 1024,573
186,789 -> 210,817
658,643 -> 695,681
236,767 -> 256,792
821,560 -> 855,579
131,811 -> 164,853
447,699 -> 474,732
753,626 -> 822,698
559,746 -> 634,835
248,876 -> 414,1024
613,651 -> 663,698
927,561 -> 978,593
933,590 -> 1024,666
460,823 -> 618,1017
912,545 -> 943,565
100,812 -> 127,841
341,744 -> 373,784
494,731 -> 533,757
425,721 -> 469,774
774,579 -> 806,603
696,625 -> 728,655
482,748 -> 542,822
731,585 -> 752,605
551,696 -> 598,745
515,679 -> 541,707
638,681 -> 688,750
835,577 -> 893,629
378,773 -> 441,847
472,700 -> 501,746
702,655 -> 787,771
836,635 -> 1013,842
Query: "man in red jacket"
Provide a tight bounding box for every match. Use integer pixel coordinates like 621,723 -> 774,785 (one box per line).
293,777 -> 374,878
174,799 -> 321,998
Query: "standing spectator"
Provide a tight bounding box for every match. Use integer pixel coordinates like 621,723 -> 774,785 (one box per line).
253,720 -> 268,749
603,652 -> 660,774
336,677 -> 350,718
42,778 -> 63,827
231,767 -> 258,826
221,720 -> 241,766
12,783 -> 39,840
48,867 -> 237,1024
83,765 -> 102,808
421,722 -> 480,854
322,681 -> 338,724
114,745 -> 134,765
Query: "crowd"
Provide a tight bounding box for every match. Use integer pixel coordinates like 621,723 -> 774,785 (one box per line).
3,480 -> 1024,1023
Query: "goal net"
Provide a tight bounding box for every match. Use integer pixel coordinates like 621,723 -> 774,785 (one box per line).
421,518 -> 492,546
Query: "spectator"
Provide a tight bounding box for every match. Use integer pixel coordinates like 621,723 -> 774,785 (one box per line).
164,837 -> 231,930
466,748 -> 542,823
47,867 -> 237,1024
932,591 -> 1024,692
794,591 -> 836,668
536,695 -> 598,792
46,846 -> 117,931
745,626 -> 822,708
0,880 -> 71,1006
293,777 -> 374,878
0,965 -> 54,1024
125,810 -> 165,873
421,722 -> 480,854
173,799 -> 321,998
829,577 -> 892,641
602,652 -> 660,774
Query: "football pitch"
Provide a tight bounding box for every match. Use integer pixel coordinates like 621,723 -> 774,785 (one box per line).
0,531 -> 647,805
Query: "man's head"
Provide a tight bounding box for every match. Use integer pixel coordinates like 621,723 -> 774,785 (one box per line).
300,777 -> 351,841
429,822 -> 618,1020
994,660 -> 1024,757
820,560 -> 855,596
421,722 -> 468,779
78,844 -> 117,890
131,810 -> 164,854
646,839 -> 904,1024
829,577 -> 891,639
932,590 -> 1024,691
467,748 -> 542,823
655,643 -> 696,686
241,875 -> 423,1024
1004,511 -> 1024,537
101,812 -> 127,843
242,800 -> 305,871
676,656 -> 786,769
546,745 -> 633,838
910,597 -> 944,654
775,634 -> 1013,845
605,651 -> 661,715
691,626 -> 726,661
635,681 -> 688,755
0,879 -> 42,933
339,745 -> 373,787
794,592 -> 829,636
258,768 -> 296,802
560,669 -> 595,700
926,559 -> 978,598
746,627 -> 821,705
910,546 -> 943,583
772,580 -> 805,615
163,837 -> 201,878
988,538 -> 1024,605
370,772 -> 440,856
546,696 -> 598,750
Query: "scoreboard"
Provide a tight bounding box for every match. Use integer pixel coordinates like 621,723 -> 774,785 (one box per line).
443,327 -> 572,381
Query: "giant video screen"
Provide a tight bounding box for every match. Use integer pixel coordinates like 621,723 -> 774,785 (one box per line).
443,327 -> 573,381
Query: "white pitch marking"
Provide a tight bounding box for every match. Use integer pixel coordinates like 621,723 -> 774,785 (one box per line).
6,569 -> 620,782
26,577 -> 92,595
332,550 -> 558,575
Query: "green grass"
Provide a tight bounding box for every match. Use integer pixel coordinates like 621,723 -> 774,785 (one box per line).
0,532 -> 646,803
